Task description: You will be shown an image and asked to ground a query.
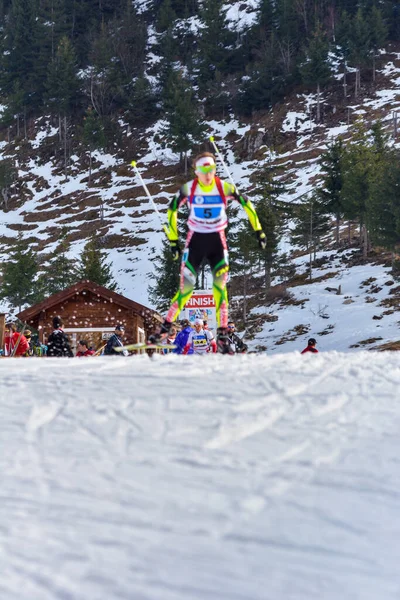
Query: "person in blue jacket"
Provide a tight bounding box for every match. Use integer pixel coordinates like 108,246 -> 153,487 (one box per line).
173,319 -> 194,354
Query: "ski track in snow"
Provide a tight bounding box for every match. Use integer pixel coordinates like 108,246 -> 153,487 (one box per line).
1,353 -> 400,599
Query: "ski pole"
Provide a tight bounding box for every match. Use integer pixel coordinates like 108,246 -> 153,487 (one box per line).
209,136 -> 240,193
210,136 -> 267,252
130,161 -> 168,237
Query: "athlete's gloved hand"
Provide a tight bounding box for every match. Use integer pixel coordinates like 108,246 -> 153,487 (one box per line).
170,240 -> 182,261
256,230 -> 267,250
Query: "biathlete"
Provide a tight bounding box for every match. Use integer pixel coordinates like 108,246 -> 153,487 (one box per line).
150,152 -> 266,344
183,318 -> 217,355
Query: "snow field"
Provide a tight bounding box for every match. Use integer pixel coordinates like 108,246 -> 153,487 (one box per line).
250,252 -> 400,353
1,352 -> 400,599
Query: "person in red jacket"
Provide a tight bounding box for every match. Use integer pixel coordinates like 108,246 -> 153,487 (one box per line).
301,338 -> 318,354
76,340 -> 96,357
4,322 -> 29,357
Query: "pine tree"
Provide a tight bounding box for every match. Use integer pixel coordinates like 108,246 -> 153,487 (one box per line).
84,12 -> 148,120
0,233 -> 39,311
368,5 -> 388,82
318,138 -> 345,245
299,23 -> 332,122
239,30 -> 289,115
84,24 -> 118,118
291,193 -> 330,279
31,272 -> 49,305
1,0 -> 41,124
39,0 -> 68,60
77,236 -> 117,290
368,150 -> 400,251
300,23 -> 332,88
45,35 -> 80,179
197,0 -> 232,91
82,106 -> 106,184
169,0 -> 198,19
258,0 -> 276,33
148,239 -> 180,313
36,0 -> 69,93
253,160 -> 289,290
336,10 -> 353,97
274,252 -> 296,284
367,122 -> 400,257
111,3 -> 148,95
275,0 -> 300,47
44,231 -> 79,295
128,77 -> 158,126
385,0 -> 400,41
229,220 -> 259,324
348,8 -> 371,97
46,35 -> 80,117
257,202 -> 281,290
82,4 -> 148,120
341,120 -> 373,256
290,197 -> 319,256
63,0 -> 122,61
370,119 -> 389,153
156,0 -> 177,33
0,159 -> 16,211
162,70 -> 205,172
157,27 -> 178,89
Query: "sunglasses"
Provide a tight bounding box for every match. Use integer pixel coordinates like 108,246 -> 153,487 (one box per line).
196,165 -> 216,174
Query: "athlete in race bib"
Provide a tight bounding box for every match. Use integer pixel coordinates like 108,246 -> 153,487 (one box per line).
183,319 -> 217,355
150,152 -> 266,345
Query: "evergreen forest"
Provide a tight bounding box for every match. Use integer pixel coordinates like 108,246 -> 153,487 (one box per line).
0,0 -> 397,138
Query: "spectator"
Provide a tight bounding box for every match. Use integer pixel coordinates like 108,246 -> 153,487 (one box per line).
183,318 -> 217,355
31,333 -> 47,356
104,324 -> 128,356
204,322 -> 216,349
174,319 -> 193,354
201,320 -> 219,350
4,322 -> 29,357
161,326 -> 177,354
47,316 -> 74,357
24,330 -> 34,356
301,338 -> 318,354
227,321 -> 248,354
76,340 -> 96,357
166,326 -> 177,344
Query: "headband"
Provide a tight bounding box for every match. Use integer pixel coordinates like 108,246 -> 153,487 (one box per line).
195,156 -> 216,169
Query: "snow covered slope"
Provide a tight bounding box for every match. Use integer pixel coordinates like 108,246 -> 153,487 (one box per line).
2,53 -> 400,349
2,353 -> 400,599
249,249 -> 400,353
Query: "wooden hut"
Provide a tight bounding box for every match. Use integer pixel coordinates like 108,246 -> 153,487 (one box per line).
17,280 -> 162,353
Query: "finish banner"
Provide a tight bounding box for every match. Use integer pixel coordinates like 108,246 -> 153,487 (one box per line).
182,291 -> 217,332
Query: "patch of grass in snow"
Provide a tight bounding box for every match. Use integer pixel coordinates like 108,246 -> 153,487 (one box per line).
350,337 -> 384,348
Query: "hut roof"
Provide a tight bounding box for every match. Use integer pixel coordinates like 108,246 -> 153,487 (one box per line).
17,280 -> 161,323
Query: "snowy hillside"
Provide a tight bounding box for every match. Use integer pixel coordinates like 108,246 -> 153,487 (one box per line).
2,352 -> 400,600
248,249 -> 400,354
2,50 -> 400,349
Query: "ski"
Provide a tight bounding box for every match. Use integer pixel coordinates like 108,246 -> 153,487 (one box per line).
114,343 -> 176,352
